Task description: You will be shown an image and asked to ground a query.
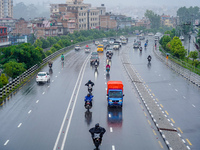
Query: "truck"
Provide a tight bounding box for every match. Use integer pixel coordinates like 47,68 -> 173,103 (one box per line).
107,81 -> 124,107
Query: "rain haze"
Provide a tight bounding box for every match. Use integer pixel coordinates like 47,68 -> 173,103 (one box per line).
15,0 -> 200,7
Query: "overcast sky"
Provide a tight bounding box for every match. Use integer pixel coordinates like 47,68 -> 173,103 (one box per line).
15,0 -> 200,7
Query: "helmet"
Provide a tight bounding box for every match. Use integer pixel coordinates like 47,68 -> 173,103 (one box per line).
95,123 -> 99,128
88,80 -> 91,82
87,94 -> 90,97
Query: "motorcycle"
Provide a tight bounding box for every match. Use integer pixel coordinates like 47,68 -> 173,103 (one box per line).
139,47 -> 142,52
61,57 -> 64,61
148,57 -> 151,63
85,100 -> 92,110
106,67 -> 110,73
49,63 -> 52,69
88,84 -> 93,94
109,55 -> 112,60
94,62 -> 98,69
93,133 -> 101,149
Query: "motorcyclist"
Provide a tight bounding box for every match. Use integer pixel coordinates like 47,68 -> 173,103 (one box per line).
61,54 -> 64,61
147,55 -> 152,62
48,60 -> 53,67
139,47 -> 142,51
155,42 -> 157,47
85,80 -> 94,87
144,42 -> 147,48
106,63 -> 110,69
94,59 -> 99,66
89,123 -> 106,144
146,39 -> 148,43
84,93 -> 93,107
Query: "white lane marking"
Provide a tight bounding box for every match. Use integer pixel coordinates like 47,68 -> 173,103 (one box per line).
110,127 -> 113,132
109,114 -> 111,118
104,78 -> 106,80
169,83 -> 171,85
60,56 -> 89,150
105,82 -> 107,84
48,86 -> 50,88
4,140 -> 9,146
159,74 -> 161,76
104,73 -> 105,75
106,88 -> 107,90
175,89 -> 178,92
192,104 -> 196,108
112,145 -> 115,150
36,100 -> 39,103
183,96 -> 186,99
18,123 -> 22,128
42,92 -> 45,95
53,55 -> 90,150
28,110 -> 32,114
52,80 -> 54,82
59,72 -> 60,73
55,76 -> 58,78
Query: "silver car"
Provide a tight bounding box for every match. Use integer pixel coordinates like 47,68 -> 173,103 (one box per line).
36,72 -> 50,83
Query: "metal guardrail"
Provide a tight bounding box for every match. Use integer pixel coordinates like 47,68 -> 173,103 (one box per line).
153,46 -> 200,87
0,40 -> 93,101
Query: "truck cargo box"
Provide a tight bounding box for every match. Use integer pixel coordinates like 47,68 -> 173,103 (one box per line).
107,81 -> 123,94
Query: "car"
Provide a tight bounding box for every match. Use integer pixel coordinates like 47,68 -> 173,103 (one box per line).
115,41 -> 122,48
85,45 -> 91,53
97,44 -> 104,52
91,52 -> 98,56
139,36 -> 145,40
113,42 -> 120,50
106,48 -> 113,55
36,72 -> 50,83
148,32 -> 154,36
103,38 -> 108,43
95,41 -> 100,45
109,38 -> 115,45
90,56 -> 99,65
75,45 -> 81,50
133,42 -> 139,48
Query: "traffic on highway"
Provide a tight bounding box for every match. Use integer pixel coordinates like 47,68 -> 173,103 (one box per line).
0,35 -> 199,150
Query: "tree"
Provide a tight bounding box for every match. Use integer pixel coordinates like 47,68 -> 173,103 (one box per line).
47,37 -> 57,46
3,61 -> 26,79
33,39 -> 42,48
189,51 -> 198,61
166,36 -> 187,59
0,73 -> 8,86
145,10 -> 161,29
40,37 -> 50,49
159,35 -> 171,50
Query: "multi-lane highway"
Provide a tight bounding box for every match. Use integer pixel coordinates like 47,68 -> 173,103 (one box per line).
0,36 -> 199,150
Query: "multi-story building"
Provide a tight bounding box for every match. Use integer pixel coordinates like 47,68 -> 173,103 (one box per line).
50,0 -> 105,32
0,18 -> 16,32
12,18 -> 31,36
0,0 -> 13,18
0,26 -> 10,47
100,13 -> 117,30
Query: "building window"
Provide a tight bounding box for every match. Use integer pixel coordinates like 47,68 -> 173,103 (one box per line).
4,28 -> 6,33
45,31 -> 49,35
1,29 -> 2,33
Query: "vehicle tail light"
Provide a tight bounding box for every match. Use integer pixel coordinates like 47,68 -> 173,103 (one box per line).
46,76 -> 47,78
36,76 -> 38,78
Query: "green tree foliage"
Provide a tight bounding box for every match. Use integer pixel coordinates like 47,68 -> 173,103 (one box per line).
197,29 -> 200,47
145,10 -> 161,29
159,35 -> 171,50
0,73 -> 8,87
33,39 -> 42,48
189,51 -> 198,61
40,37 -> 50,49
0,43 -> 43,69
166,36 -> 187,59
47,37 -> 57,46
3,61 -> 26,79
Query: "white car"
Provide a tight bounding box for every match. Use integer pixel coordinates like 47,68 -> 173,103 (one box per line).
85,47 -> 91,53
95,41 -> 99,45
148,32 -> 154,36
75,45 -> 81,50
36,72 -> 50,83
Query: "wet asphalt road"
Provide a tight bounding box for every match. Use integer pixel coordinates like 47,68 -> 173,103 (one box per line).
1,36 -> 198,150
130,36 -> 200,149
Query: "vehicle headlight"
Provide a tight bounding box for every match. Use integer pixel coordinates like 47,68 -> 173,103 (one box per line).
119,100 -> 122,102
109,100 -> 112,102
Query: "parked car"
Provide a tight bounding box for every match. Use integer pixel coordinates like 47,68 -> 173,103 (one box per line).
75,45 -> 81,50
36,72 -> 50,84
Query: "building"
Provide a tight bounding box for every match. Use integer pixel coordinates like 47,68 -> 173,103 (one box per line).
100,13 -> 117,30
0,18 -> 16,32
0,0 -> 13,18
50,1 -> 105,33
0,26 -> 10,47
12,18 -> 31,36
